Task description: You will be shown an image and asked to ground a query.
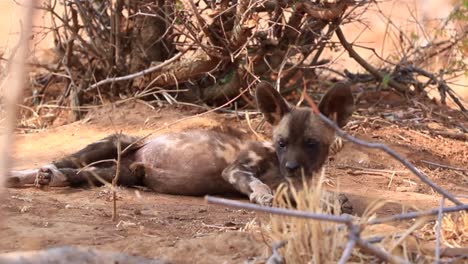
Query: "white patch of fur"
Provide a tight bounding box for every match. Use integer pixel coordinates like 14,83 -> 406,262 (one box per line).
261,141 -> 275,151
247,151 -> 263,167
214,140 -> 238,163
273,113 -> 290,139
226,168 -> 254,185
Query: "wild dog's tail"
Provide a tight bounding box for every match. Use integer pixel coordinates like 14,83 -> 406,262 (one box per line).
53,133 -> 144,169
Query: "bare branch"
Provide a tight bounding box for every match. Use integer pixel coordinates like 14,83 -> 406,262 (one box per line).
84,51 -> 185,92
231,0 -> 252,45
401,65 -> 467,112
368,204 -> 468,225
337,238 -> 356,264
187,0 -> 220,51
205,196 -> 353,224
298,0 -> 354,21
335,27 -> 410,94
317,113 -> 463,206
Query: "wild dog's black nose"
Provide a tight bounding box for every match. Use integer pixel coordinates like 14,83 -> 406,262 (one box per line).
285,161 -> 300,172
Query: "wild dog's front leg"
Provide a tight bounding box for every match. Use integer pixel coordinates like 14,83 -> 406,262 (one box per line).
222,143 -> 279,206
222,165 -> 273,206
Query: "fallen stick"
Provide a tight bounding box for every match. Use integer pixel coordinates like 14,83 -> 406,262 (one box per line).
112,132 -> 123,221
368,204 -> 468,225
421,160 -> 468,172
205,196 -> 353,224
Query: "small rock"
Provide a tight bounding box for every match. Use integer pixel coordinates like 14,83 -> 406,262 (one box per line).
20,205 -> 30,213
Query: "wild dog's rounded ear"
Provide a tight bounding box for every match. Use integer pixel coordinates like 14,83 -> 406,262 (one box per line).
318,82 -> 354,128
255,81 -> 290,125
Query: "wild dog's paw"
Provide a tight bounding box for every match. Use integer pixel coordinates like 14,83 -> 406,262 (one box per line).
337,193 -> 353,215
250,192 -> 274,207
35,164 -> 68,187
329,136 -> 344,157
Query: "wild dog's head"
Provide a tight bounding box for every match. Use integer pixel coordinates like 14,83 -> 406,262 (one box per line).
256,81 -> 354,178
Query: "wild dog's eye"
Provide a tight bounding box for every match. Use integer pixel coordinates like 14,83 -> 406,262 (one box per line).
277,138 -> 287,149
305,138 -> 319,148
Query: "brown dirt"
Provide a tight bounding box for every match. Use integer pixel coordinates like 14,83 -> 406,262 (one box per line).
0,98 -> 467,263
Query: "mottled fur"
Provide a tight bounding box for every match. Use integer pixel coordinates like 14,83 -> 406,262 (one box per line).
7,82 -> 354,208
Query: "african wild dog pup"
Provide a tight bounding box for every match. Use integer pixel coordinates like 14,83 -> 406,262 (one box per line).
7,82 -> 354,210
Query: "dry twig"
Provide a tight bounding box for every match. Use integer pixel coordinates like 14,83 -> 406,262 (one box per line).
368,204 -> 468,225
436,198 -> 445,263
337,233 -> 357,264
335,27 -> 410,94
421,160 -> 468,173
111,132 -> 123,222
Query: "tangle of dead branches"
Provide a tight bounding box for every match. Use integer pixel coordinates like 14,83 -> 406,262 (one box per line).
22,1 -> 346,106
18,0 -> 467,123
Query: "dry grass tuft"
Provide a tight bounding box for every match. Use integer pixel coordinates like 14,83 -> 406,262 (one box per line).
266,170 -> 347,263
419,211 -> 468,248
242,169 -> 440,263
240,170 -> 350,263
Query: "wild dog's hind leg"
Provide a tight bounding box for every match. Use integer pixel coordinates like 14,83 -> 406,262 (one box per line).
53,134 -> 143,169
36,164 -> 142,187
7,169 -> 41,187
7,134 -> 143,187
6,164 -> 70,187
